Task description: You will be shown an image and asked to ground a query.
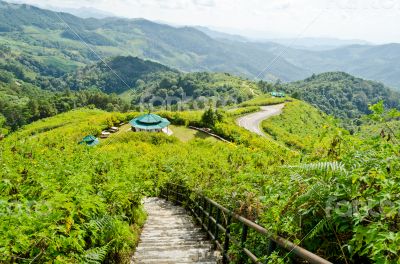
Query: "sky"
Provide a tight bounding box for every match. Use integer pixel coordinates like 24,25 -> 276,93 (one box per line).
8,0 -> 400,43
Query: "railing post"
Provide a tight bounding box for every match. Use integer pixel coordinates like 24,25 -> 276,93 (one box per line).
214,207 -> 220,247
177,185 -> 181,204
222,215 -> 232,264
202,197 -> 207,225
265,239 -> 277,260
195,197 -> 199,216
239,223 -> 249,263
185,187 -> 190,209
207,202 -> 213,235
175,184 -> 178,204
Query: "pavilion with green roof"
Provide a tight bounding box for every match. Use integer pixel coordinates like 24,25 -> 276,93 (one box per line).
79,135 -> 99,147
271,91 -> 286,98
129,113 -> 171,133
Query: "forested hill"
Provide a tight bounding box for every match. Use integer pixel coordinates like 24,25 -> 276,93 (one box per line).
0,54 -> 259,133
280,72 -> 400,119
63,56 -> 177,94
0,0 -> 303,82
2,0 -> 400,88
61,56 -> 260,105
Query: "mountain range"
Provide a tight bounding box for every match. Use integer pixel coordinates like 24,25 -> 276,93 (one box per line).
1,0 -> 400,90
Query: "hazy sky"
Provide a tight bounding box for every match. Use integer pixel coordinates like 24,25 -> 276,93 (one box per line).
10,0 -> 400,43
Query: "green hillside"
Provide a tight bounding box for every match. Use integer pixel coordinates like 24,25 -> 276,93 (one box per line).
262,100 -> 339,152
0,76 -> 130,133
0,1 -> 301,82
0,108 -> 293,263
3,0 -> 400,89
280,72 -> 400,119
1,100 -> 399,263
0,53 -> 261,133
62,56 -> 177,94
61,56 -> 260,105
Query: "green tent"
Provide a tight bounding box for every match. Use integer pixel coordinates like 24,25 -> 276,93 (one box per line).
130,113 -> 170,131
79,135 -> 99,147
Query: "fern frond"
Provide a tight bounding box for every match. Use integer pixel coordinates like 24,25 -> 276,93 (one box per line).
84,215 -> 112,232
82,242 -> 111,264
308,219 -> 329,240
286,161 -> 348,174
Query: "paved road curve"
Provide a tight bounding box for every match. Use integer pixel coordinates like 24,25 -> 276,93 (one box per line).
237,104 -> 285,137
132,198 -> 218,264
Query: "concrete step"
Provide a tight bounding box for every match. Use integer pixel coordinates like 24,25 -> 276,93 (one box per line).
131,197 -> 219,264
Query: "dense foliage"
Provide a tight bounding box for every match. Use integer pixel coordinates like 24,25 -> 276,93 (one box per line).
0,78 -> 129,133
238,94 -> 287,107
61,56 -> 176,94
262,100 -> 339,152
61,56 -> 259,105
0,108 -> 293,263
279,72 -> 400,119
1,99 -> 399,263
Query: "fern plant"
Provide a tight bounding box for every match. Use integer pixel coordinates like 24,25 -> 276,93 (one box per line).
82,242 -> 111,264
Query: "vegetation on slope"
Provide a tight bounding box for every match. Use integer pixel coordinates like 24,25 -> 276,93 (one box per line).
1,100 -> 400,263
280,72 -> 400,119
0,77 -> 130,133
238,94 -> 288,107
61,56 -> 259,105
62,56 -> 176,94
0,108 -> 293,263
0,1 -> 303,82
262,100 -> 339,153
3,1 -> 400,88
0,52 -> 260,134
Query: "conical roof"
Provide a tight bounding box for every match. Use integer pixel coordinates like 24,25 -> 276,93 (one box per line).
79,135 -> 99,146
135,113 -> 164,125
129,113 -> 170,130
82,135 -> 97,142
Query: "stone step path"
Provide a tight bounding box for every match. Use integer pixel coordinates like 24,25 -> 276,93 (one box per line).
132,197 -> 219,264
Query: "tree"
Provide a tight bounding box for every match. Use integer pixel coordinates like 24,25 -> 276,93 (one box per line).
0,70 -> 13,83
0,113 -> 5,128
26,99 -> 40,121
201,108 -> 224,128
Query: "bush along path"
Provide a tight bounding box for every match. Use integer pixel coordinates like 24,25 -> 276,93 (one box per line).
131,198 -> 219,264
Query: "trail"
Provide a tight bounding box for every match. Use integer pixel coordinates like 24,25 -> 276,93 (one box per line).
132,198 -> 218,264
237,104 -> 285,137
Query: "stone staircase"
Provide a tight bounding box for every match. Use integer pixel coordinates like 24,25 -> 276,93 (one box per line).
132,197 -> 219,264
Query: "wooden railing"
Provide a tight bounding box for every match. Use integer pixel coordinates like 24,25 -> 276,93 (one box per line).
160,183 -> 332,264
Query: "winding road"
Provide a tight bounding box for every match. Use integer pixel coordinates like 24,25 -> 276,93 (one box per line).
237,104 -> 285,137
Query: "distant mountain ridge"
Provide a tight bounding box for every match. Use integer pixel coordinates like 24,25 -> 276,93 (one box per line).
0,0 -> 400,89
261,37 -> 371,50
43,6 -> 115,19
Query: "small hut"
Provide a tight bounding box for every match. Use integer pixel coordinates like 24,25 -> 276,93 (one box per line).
79,135 -> 99,147
271,91 -> 286,98
129,113 -> 170,133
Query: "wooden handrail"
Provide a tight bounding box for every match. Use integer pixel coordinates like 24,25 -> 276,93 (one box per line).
159,183 -> 333,264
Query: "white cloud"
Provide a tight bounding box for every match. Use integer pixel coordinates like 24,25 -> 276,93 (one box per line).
192,0 -> 215,7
